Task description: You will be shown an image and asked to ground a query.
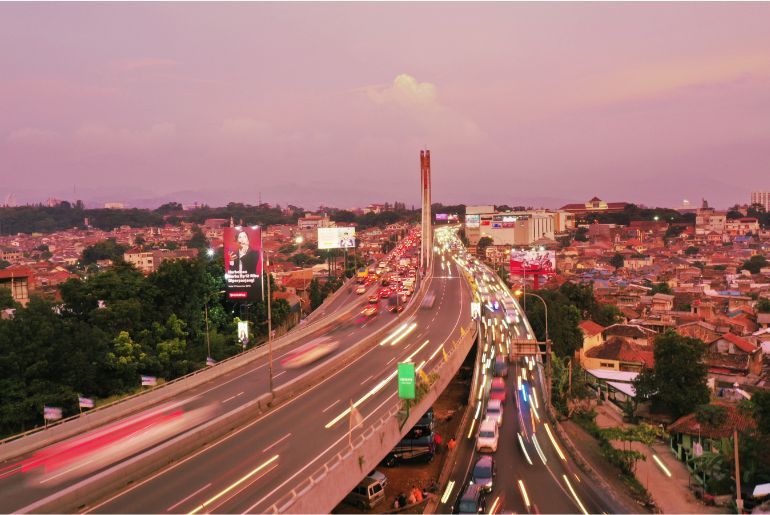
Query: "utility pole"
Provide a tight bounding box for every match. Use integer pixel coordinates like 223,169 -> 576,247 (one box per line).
266,249 -> 273,394
734,427 -> 743,513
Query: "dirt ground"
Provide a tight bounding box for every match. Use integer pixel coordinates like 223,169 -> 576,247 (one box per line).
333,369 -> 471,514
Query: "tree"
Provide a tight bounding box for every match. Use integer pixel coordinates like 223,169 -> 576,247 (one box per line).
740,254 -> 769,274
0,260 -> 10,270
757,299 -> 770,314
593,303 -> 623,326
186,225 -> 208,251
82,238 -> 127,265
640,331 -> 710,418
749,390 -> 770,434
685,246 -> 700,256
0,288 -> 16,309
574,227 -> 589,242
609,253 -> 624,270
649,282 -> 672,295
309,278 -> 324,310
477,237 -> 493,256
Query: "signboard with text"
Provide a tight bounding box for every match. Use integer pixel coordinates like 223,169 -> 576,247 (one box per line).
317,227 -> 356,249
398,362 -> 416,399
509,248 -> 556,275
224,226 -> 263,302
465,214 -> 480,228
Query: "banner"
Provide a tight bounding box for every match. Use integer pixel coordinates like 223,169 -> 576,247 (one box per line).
78,396 -> 95,409
237,320 -> 249,343
465,214 -> 480,228
43,406 -> 63,421
435,213 -> 449,221
141,375 -> 157,386
317,227 -> 356,249
224,226 -> 264,302
509,248 -> 556,275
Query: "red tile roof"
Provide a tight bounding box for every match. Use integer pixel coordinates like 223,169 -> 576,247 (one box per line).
721,332 -> 757,354
579,320 -> 605,337
668,403 -> 755,438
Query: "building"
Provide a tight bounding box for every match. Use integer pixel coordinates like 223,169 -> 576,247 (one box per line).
0,248 -> 24,265
464,206 -> 556,246
751,191 -> 770,212
104,202 -> 126,209
559,197 -> 629,216
0,266 -> 34,306
695,207 -> 727,236
123,248 -> 198,274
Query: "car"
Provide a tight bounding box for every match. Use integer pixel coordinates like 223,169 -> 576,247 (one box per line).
471,455 -> 496,492
388,303 -> 404,314
476,418 -> 499,453
345,476 -> 385,510
489,377 -> 507,404
378,288 -> 391,299
493,355 -> 508,377
280,336 -> 339,369
355,285 -> 366,295
361,305 -> 378,317
455,483 -> 486,514
366,469 -> 387,488
485,399 -> 503,427
368,295 -> 379,304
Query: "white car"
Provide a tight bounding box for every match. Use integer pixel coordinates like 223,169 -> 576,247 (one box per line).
485,399 -> 504,427
476,418 -> 499,453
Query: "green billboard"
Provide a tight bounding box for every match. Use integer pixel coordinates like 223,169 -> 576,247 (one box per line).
398,362 -> 416,399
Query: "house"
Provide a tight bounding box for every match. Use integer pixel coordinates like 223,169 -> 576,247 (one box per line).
578,320 -> 605,354
669,403 -> 755,489
582,336 -> 654,373
0,266 -> 34,306
758,313 -> 770,329
650,293 -> 675,313
706,333 -> 762,377
602,324 -> 657,346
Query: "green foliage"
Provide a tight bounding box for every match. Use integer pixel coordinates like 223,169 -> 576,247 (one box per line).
477,237 -> 493,255
0,259 -> 11,269
81,238 -> 127,265
665,225 -> 687,239
685,246 -> 700,256
756,299 -> 770,314
593,303 -> 623,326
636,331 -> 710,418
0,288 -> 16,309
749,390 -> 770,434
740,254 -> 769,274
695,404 -> 728,427
610,253 -> 625,269
649,282 -> 672,295
186,225 -> 208,251
573,227 -> 589,242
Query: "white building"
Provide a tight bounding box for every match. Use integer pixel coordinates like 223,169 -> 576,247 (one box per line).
751,191 -> 770,212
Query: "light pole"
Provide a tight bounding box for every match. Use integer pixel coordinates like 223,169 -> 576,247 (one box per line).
514,290 -> 551,403
265,248 -> 274,394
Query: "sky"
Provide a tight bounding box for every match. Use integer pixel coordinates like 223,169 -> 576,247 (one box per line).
2,2 -> 770,210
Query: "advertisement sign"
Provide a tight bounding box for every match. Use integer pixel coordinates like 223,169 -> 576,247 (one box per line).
435,213 -> 449,221
317,227 -> 356,249
466,214 -> 480,228
398,362 -> 416,399
509,248 -> 556,275
237,321 -> 249,343
470,301 -> 481,320
224,226 -> 263,302
447,214 -> 459,222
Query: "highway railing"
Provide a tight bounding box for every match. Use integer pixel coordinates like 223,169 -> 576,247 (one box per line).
0,272 -> 380,461
269,319 -> 477,514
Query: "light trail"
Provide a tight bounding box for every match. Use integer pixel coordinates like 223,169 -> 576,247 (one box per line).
563,474 -> 589,515
379,323 -> 409,346
390,323 -> 418,346
544,423 -> 567,461
324,369 -> 398,428
440,480 -> 455,504
187,455 -> 278,514
488,496 -> 500,514
532,434 -> 547,464
517,433 -> 533,465
518,479 -> 531,509
652,454 -> 672,477
467,419 -> 477,439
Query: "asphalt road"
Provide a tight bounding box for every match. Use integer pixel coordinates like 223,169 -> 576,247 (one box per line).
0,240 -> 426,513
437,260 -> 628,515
1,242 -> 470,514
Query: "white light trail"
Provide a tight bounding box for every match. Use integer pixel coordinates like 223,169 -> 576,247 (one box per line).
652,454 -> 672,477
517,433 -> 533,465
390,323 -> 418,346
440,480 -> 455,504
563,474 -> 589,515
379,323 -> 409,346
532,434 -> 547,464
518,480 -> 531,509
544,423 -> 566,461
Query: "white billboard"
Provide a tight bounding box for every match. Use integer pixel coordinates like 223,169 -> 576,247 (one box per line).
509,248 -> 556,275
466,214 -> 480,228
318,227 -> 356,249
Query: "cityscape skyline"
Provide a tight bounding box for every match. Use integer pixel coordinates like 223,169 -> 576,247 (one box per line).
3,3 -> 770,207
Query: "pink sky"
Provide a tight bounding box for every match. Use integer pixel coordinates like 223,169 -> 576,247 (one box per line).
2,2 -> 770,209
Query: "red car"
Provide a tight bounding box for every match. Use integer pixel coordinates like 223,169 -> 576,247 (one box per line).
489,378 -> 507,404
378,288 -> 391,299
368,295 -> 379,304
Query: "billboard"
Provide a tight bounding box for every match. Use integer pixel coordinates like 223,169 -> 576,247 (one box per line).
447,214 -> 459,222
317,227 -> 356,249
435,213 -> 449,221
224,226 -> 263,301
465,214 -> 480,228
509,248 -> 556,275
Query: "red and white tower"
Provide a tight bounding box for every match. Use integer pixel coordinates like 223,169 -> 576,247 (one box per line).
420,149 -> 432,273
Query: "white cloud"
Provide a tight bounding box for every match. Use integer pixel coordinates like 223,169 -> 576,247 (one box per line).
6,127 -> 59,144
365,74 -> 438,108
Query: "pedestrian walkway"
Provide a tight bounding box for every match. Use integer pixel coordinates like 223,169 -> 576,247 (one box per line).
593,402 -> 726,514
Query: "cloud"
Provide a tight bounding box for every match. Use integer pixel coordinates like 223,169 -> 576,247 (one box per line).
364,74 -> 438,108
219,117 -> 271,138
111,58 -> 179,72
6,127 -> 59,144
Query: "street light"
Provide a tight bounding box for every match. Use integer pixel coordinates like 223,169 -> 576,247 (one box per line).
514,289 -> 552,403
265,248 -> 275,394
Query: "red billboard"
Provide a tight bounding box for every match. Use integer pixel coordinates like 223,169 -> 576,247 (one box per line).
224,227 -> 263,302
509,248 -> 556,276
